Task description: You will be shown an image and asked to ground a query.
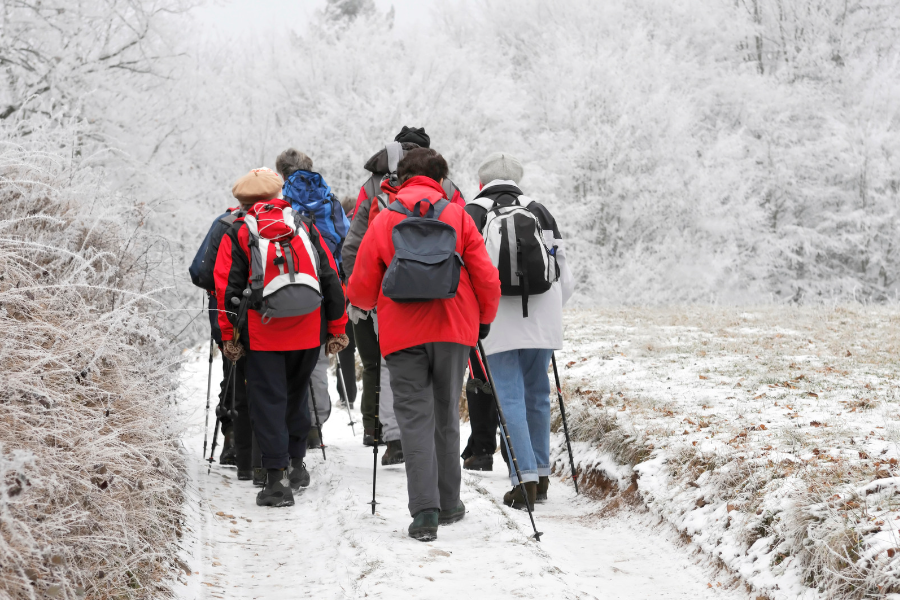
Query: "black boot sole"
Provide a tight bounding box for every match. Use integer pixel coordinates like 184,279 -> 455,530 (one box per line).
256,493 -> 295,508
439,513 -> 465,525
463,464 -> 492,472
237,470 -> 253,480
408,529 -> 438,542
381,456 -> 405,466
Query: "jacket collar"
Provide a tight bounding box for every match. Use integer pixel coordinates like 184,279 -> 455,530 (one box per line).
395,176 -> 447,209
481,179 -> 520,192
475,180 -> 522,201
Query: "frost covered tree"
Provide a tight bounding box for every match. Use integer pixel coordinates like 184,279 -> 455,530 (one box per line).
320,0 -> 378,23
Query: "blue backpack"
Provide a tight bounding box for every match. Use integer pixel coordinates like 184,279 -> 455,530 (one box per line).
282,170 -> 350,268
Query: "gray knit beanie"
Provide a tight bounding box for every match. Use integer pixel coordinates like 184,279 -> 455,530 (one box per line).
477,152 -> 524,185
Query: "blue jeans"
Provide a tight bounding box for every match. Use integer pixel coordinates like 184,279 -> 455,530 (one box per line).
486,348 -> 553,486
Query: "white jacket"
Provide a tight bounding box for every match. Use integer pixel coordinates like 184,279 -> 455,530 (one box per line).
466,180 -> 575,355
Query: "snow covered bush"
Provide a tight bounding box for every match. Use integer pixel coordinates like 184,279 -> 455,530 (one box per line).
0,139 -> 184,599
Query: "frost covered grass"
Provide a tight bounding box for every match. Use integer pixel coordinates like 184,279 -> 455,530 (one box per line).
0,143 -> 184,599
554,306 -> 900,600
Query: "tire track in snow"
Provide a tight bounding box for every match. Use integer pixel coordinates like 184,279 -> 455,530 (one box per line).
174,348 -> 748,599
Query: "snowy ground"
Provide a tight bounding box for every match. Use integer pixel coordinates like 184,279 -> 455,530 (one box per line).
556,307 -> 900,600
172,347 -> 748,600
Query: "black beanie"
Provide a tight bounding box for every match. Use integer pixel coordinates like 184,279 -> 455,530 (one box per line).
394,126 -> 430,148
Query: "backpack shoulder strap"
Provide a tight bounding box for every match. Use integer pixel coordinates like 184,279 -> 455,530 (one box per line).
387,201 -> 412,216
470,197 -> 494,211
442,179 -> 460,201
432,199 -> 451,219
518,195 -> 535,208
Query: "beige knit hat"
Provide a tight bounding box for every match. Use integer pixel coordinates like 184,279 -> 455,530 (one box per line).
232,167 -> 283,203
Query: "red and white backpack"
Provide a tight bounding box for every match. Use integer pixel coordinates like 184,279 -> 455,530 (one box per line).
244,202 -> 321,322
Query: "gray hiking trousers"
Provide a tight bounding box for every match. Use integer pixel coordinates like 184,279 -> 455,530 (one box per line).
308,346 -> 331,425
378,357 -> 400,442
385,342 -> 468,516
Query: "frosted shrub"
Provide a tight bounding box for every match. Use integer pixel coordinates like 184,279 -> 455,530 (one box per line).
0,141 -> 183,599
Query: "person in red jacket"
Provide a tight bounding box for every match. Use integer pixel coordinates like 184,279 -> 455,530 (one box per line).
348,149 -> 500,540
215,167 -> 349,508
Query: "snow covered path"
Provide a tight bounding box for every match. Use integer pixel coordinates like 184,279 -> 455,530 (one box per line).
174,348 -> 747,600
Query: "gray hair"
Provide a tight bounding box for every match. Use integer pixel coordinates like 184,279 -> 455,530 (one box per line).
275,148 -> 313,179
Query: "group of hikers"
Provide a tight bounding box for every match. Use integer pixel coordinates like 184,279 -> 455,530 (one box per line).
189,126 -> 574,541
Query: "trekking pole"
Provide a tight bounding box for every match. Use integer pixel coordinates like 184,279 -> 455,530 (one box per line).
308,381 -> 326,460
551,352 -> 579,495
476,341 -> 543,542
369,354 -> 381,514
209,358 -> 237,475
209,293 -> 249,474
202,337 -> 215,461
335,352 -> 357,436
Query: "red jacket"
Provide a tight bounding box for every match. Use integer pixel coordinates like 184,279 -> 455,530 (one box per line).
347,176 -> 500,356
214,199 -> 347,352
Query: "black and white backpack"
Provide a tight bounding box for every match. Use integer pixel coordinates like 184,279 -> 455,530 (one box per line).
471,195 -> 559,317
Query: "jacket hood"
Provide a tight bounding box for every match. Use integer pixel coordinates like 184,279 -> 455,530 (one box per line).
363,142 -> 422,174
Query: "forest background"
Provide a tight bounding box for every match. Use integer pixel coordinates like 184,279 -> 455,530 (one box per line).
2,0 -> 899,341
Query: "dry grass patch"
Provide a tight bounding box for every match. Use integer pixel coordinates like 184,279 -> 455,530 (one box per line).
0,144 -> 184,599
552,306 -> 900,600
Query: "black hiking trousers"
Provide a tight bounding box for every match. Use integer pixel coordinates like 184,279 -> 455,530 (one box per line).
246,347 -> 319,469
338,320 -> 357,405
353,315 -> 380,431
462,347 -> 499,458
217,353 -> 252,471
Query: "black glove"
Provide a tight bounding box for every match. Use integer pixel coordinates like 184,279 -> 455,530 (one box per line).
478,323 -> 491,340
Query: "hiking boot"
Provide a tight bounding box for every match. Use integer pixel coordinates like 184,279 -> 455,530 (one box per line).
307,428 -> 322,450
439,501 -> 466,525
503,481 -> 537,511
408,509 -> 439,542
252,467 -> 266,487
256,469 -> 294,507
537,476 -> 549,503
287,458 -> 310,491
219,426 -> 236,465
363,428 -> 375,447
237,469 -> 253,481
381,440 -> 404,465
463,454 -> 493,472
349,400 -> 355,410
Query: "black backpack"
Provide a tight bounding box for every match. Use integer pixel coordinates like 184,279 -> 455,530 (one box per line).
381,199 -> 463,303
189,210 -> 240,291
